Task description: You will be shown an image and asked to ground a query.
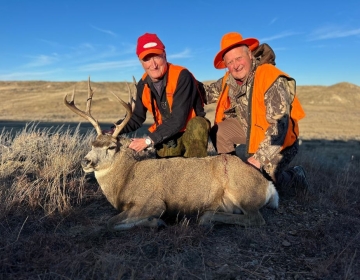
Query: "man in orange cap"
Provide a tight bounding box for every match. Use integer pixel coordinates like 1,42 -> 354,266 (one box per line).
113,33 -> 209,158
204,32 -> 309,196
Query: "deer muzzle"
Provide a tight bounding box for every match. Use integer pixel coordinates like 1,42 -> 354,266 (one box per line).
81,158 -> 94,172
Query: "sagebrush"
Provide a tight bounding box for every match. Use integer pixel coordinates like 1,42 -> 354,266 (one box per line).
0,125 -> 359,280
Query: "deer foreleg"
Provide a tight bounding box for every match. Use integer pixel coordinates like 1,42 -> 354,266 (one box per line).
107,209 -> 166,231
199,210 -> 265,227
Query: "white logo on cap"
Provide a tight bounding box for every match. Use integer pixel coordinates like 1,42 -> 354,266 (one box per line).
143,42 -> 157,49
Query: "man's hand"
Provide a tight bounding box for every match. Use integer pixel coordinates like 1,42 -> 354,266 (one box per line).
247,156 -> 261,169
129,138 -> 149,152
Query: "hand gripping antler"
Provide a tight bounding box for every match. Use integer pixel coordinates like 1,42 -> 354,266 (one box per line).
63,77 -> 102,135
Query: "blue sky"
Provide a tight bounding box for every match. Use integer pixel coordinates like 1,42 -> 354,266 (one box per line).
1,0 -> 359,86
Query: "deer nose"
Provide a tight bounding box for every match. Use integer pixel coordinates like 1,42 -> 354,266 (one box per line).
81,158 -> 91,168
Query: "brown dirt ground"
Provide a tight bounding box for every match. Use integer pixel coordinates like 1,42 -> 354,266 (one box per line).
1,81 -> 360,279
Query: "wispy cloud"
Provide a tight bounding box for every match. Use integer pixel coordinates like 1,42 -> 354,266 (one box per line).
269,17 -> 278,25
168,48 -> 192,59
0,69 -> 61,80
23,54 -> 59,68
70,43 -> 96,54
308,26 -> 360,41
67,45 -> 130,67
90,24 -> 117,37
260,31 -> 299,42
78,60 -> 138,72
40,39 -> 63,48
17,42 -> 132,75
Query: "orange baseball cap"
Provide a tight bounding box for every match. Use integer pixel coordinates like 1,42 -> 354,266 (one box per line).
136,33 -> 165,60
214,32 -> 259,69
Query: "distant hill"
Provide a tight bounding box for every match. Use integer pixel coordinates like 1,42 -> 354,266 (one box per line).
296,82 -> 360,107
0,81 -> 359,140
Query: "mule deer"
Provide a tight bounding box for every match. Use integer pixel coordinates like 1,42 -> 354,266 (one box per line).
64,78 -> 279,230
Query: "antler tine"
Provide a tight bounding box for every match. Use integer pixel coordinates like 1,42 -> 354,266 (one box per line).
86,76 -> 95,115
126,82 -> 132,105
126,81 -> 136,112
110,91 -> 132,138
63,78 -> 102,136
131,76 -> 137,111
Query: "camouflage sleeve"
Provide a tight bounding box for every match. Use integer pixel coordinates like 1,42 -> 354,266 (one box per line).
253,77 -> 292,167
202,78 -> 223,104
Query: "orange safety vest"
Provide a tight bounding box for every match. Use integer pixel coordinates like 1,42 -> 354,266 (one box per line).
214,64 -> 305,154
141,63 -> 198,133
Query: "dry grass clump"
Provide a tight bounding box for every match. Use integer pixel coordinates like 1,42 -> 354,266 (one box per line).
0,126 -> 359,279
0,123 -> 94,218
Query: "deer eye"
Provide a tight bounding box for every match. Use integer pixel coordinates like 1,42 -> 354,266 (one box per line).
108,146 -> 116,150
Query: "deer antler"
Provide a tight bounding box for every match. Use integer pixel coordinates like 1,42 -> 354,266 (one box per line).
110,76 -> 136,138
110,92 -> 132,138
126,81 -> 136,112
64,77 -> 102,135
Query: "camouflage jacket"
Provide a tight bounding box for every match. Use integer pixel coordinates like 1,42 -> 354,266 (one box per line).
203,45 -> 292,167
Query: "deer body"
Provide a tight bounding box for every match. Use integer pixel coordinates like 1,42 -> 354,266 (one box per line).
82,135 -> 278,230
65,78 -> 278,230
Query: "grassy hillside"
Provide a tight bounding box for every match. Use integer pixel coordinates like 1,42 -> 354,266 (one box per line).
1,80 -> 360,140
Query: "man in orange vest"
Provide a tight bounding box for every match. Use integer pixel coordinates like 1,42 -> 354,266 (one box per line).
112,33 -> 209,158
204,32 -> 309,196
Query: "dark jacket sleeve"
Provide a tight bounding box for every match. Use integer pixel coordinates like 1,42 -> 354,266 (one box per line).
149,69 -> 198,145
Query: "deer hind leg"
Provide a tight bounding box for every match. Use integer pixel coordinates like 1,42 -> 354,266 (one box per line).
198,210 -> 265,227
107,210 -> 166,231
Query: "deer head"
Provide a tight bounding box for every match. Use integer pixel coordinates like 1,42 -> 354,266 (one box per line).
63,77 -> 134,173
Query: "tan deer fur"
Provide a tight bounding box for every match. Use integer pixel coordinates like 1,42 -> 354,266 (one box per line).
64,78 -> 279,231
